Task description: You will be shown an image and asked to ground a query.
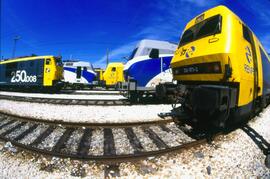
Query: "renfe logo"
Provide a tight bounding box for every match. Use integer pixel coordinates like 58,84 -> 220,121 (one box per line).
179,46 -> 196,58
245,46 -> 252,64
186,46 -> 196,58
11,70 -> 37,83
244,46 -> 254,74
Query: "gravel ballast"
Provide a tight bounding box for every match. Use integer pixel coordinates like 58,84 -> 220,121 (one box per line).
0,91 -> 126,100
0,97 -> 270,177
0,107 -> 270,177
0,99 -> 172,123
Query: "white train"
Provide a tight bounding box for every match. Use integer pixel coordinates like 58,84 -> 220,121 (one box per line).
63,60 -> 96,87
121,39 -> 177,100
124,39 -> 177,88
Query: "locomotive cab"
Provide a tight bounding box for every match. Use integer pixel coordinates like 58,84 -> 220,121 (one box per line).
44,56 -> 64,87
170,5 -> 270,128
102,63 -> 124,87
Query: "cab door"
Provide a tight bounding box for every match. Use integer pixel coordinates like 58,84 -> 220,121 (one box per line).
76,66 -> 82,82
44,58 -> 52,86
242,24 -> 259,107
108,67 -> 117,85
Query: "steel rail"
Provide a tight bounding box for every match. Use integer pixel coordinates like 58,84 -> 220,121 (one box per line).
0,111 -> 173,128
0,112 -> 221,164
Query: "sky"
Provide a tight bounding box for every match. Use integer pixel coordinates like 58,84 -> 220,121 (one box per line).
0,0 -> 270,68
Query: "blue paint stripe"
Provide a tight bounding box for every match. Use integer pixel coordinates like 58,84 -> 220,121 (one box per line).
124,56 -> 173,87
64,67 -> 96,83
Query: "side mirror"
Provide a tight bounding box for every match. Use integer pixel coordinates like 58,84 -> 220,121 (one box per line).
224,64 -> 232,80
149,49 -> 159,59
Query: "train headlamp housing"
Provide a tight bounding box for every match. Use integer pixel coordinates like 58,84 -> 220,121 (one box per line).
173,62 -> 221,75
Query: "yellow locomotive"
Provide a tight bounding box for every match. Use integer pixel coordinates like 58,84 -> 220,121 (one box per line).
0,55 -> 64,91
102,62 -> 124,86
168,5 -> 270,128
94,62 -> 124,87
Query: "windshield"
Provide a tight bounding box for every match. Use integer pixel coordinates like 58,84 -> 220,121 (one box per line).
128,48 -> 138,60
179,15 -> 222,47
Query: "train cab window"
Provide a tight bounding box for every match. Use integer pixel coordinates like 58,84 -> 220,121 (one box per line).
180,29 -> 194,45
243,25 -> 251,43
45,59 -> 51,65
128,48 -> 138,61
65,62 -> 73,66
159,49 -> 175,55
141,48 -> 151,56
83,67 -> 87,71
179,15 -> 222,47
112,67 -> 116,72
149,48 -> 159,58
196,15 -> 222,38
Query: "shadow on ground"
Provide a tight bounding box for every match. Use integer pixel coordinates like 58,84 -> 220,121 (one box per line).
241,125 -> 270,168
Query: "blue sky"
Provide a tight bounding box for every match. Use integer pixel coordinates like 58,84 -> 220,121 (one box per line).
1,0 -> 270,68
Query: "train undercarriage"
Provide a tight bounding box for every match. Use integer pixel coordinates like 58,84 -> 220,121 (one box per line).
157,82 -> 270,129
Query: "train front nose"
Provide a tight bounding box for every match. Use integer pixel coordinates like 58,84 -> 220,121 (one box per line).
171,53 -> 231,82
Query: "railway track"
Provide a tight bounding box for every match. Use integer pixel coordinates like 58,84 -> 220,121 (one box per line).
59,90 -> 121,96
0,94 -> 167,106
0,94 -> 130,106
0,112 -> 218,163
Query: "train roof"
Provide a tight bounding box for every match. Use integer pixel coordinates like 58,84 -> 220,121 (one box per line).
184,5 -> 238,30
183,5 -> 270,62
0,55 -> 56,65
107,62 -> 124,67
136,39 -> 177,50
185,5 -> 253,37
63,61 -> 93,67
128,39 -> 177,60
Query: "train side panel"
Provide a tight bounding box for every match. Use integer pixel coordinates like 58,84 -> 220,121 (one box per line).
232,21 -> 257,108
0,64 -> 6,85
0,56 -> 63,90
126,56 -> 172,87
0,59 -> 44,87
260,47 -> 270,95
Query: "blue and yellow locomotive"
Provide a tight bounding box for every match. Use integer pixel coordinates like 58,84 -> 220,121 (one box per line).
161,6 -> 270,128
0,55 -> 64,91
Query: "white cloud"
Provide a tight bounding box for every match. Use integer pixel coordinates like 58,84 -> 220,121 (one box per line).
93,0 -> 221,68
93,41 -> 137,68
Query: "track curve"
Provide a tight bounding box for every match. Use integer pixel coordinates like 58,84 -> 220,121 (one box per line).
0,94 -> 167,106
0,112 -> 220,163
0,94 -> 130,106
